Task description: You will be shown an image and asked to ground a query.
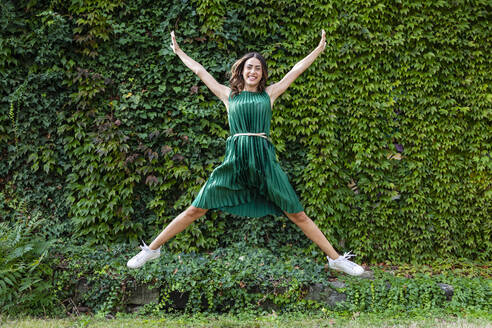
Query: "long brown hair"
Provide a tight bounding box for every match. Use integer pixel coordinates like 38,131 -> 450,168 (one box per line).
228,52 -> 268,99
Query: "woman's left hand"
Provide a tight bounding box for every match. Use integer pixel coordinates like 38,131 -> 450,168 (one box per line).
318,29 -> 326,51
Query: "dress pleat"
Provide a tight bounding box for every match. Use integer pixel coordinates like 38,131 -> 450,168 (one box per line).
191,90 -> 304,218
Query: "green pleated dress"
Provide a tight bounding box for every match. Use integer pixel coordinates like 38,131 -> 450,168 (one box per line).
191,90 -> 304,218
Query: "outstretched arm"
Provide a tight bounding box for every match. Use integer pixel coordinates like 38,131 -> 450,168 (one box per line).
170,31 -> 230,104
266,29 -> 326,106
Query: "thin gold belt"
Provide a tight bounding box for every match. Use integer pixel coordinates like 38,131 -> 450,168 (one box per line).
233,132 -> 268,139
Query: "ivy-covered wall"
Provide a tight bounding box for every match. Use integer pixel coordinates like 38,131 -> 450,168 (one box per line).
1,0 -> 490,263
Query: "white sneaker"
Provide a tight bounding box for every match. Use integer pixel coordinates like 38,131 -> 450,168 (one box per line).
327,251 -> 364,276
127,241 -> 161,269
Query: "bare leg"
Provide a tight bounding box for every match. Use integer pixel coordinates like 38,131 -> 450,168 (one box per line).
283,210 -> 340,260
148,205 -> 208,250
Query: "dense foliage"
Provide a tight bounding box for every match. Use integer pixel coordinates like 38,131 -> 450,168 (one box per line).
0,210 -> 56,314
60,243 -> 491,315
3,233 -> 491,316
1,0 -> 490,285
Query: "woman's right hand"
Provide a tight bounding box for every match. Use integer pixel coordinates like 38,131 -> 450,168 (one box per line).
170,31 -> 180,54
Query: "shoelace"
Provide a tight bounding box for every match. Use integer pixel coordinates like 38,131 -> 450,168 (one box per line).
334,251 -> 356,262
139,240 -> 149,252
139,240 -> 160,253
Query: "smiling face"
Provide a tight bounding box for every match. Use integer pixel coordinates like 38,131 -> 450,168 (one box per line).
242,57 -> 263,91
229,52 -> 268,97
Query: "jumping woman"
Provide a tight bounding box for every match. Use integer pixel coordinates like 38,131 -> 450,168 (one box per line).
127,30 -> 365,276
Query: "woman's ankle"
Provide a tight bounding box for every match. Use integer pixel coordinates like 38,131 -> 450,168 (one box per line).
148,242 -> 160,251
327,252 -> 340,260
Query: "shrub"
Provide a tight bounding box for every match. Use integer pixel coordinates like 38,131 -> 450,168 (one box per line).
0,212 -> 57,315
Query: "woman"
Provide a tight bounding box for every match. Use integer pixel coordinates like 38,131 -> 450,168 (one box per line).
127,30 -> 365,276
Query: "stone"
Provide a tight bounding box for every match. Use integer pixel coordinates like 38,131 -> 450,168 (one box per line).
73,278 -> 90,305
304,283 -> 346,307
328,281 -> 346,289
437,283 -> 454,301
127,284 -> 160,305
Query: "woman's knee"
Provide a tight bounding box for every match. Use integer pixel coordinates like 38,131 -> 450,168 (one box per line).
285,211 -> 309,224
186,205 -> 208,218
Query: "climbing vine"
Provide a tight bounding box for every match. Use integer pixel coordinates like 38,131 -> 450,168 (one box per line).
0,0 -> 490,263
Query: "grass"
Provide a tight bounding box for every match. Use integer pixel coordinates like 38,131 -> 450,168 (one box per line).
2,311 -> 492,328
